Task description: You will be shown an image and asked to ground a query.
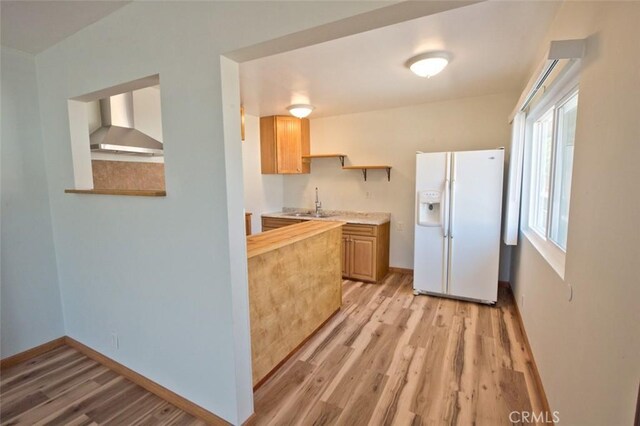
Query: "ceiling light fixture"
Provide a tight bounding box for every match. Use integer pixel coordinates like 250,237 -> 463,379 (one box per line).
406,52 -> 450,78
287,104 -> 315,118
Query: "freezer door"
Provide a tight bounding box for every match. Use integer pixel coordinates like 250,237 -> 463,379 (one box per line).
414,152 -> 450,295
448,149 -> 504,302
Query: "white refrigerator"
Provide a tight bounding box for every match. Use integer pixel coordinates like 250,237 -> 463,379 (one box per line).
413,149 -> 504,304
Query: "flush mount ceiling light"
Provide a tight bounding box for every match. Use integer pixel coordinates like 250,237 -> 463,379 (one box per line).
406,52 -> 450,78
287,104 -> 315,118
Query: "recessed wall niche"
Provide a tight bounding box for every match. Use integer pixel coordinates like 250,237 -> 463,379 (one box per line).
66,75 -> 166,196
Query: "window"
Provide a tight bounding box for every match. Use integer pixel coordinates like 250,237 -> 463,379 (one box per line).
529,109 -> 554,237
550,93 -> 578,248
524,84 -> 578,277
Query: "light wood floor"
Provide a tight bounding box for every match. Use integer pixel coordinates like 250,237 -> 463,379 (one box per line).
1,273 -> 546,425
0,346 -> 206,425
250,273 -> 547,426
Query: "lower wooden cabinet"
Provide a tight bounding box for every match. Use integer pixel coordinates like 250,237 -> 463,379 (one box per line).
342,224 -> 389,283
261,216 -> 390,283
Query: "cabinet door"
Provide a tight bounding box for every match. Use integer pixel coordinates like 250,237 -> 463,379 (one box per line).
300,118 -> 310,174
275,117 -> 302,173
349,235 -> 376,282
260,116 -> 278,174
342,235 -> 350,277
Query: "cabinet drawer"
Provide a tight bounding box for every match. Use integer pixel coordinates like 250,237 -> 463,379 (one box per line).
342,223 -> 377,237
261,217 -> 302,232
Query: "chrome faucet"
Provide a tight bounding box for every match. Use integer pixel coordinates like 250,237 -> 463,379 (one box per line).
315,187 -> 322,215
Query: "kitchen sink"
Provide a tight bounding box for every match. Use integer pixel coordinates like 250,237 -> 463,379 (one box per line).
290,212 -> 335,218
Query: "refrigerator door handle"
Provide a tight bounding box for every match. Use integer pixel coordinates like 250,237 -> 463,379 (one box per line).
441,236 -> 449,294
449,155 -> 457,239
447,233 -> 453,294
450,179 -> 456,238
442,179 -> 450,237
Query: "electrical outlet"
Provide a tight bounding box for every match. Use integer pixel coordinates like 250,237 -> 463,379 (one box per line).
365,191 -> 372,199
111,332 -> 119,350
396,221 -> 404,231
520,294 -> 525,309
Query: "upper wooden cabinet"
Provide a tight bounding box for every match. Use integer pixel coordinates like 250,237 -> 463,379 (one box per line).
260,116 -> 310,174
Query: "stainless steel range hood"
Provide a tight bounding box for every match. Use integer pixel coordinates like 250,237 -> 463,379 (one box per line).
90,92 -> 163,156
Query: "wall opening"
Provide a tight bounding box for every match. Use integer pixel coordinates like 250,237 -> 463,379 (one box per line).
67,74 -> 166,195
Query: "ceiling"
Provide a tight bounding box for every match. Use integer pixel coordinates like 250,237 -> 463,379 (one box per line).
0,1 -> 130,54
240,1 -> 561,118
0,1 -> 560,117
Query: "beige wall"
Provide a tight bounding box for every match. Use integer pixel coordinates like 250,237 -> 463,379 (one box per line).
283,92 -> 517,276
511,2 -> 640,425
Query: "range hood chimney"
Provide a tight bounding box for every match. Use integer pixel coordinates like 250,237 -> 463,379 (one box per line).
90,92 -> 163,156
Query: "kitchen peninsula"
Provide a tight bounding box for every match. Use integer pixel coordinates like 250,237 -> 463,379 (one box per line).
246,220 -> 344,388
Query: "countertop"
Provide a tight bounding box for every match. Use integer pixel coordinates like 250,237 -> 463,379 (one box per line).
262,207 -> 390,225
246,220 -> 345,258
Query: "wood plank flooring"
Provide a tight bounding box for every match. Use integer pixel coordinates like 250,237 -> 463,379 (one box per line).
0,346 -> 206,425
250,273 -> 548,426
1,273 -> 546,425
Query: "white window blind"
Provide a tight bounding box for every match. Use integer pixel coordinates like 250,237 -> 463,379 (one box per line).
503,112 -> 526,245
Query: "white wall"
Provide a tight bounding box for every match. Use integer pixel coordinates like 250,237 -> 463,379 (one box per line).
31,2 -> 396,424
87,100 -> 102,133
220,56 -> 254,421
283,92 -> 517,276
133,86 -> 163,142
511,2 -> 640,425
242,114 -> 284,232
0,48 -> 65,358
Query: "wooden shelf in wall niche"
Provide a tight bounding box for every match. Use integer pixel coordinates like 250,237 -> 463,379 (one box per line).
64,189 -> 166,197
342,165 -> 392,181
302,154 -> 347,166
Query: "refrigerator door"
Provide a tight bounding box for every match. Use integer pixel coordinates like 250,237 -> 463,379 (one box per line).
447,149 -> 504,302
414,152 -> 450,295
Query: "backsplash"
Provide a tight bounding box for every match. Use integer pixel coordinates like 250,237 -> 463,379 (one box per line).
92,160 -> 165,191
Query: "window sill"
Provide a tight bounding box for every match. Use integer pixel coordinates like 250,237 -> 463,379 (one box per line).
64,189 -> 166,197
523,229 -> 566,279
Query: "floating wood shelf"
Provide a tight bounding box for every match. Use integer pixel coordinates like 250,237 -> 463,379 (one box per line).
299,154 -> 390,181
342,165 -> 392,181
302,154 -> 346,167
64,189 -> 166,197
